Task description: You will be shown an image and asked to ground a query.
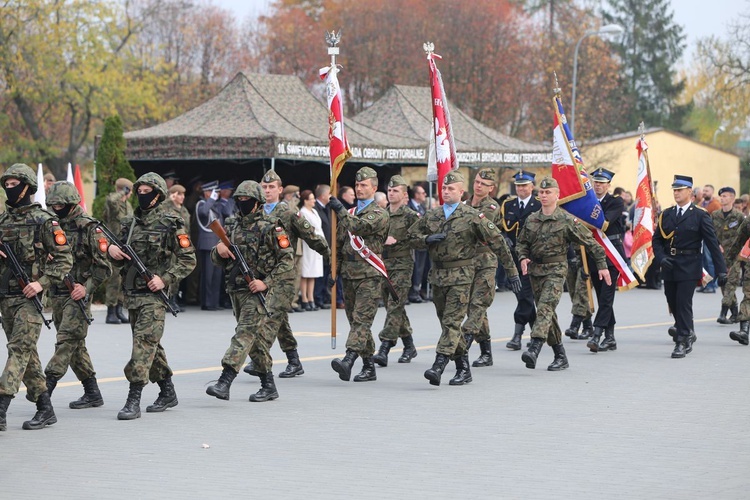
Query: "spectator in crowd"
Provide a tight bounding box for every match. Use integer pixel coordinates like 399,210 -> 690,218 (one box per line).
339,185 -> 356,210
313,184 -> 338,309
44,173 -> 56,194
195,181 -> 228,310
699,185 -> 720,293
374,191 -> 387,209
283,185 -> 300,210
298,190 -> 325,311
741,194 -> 749,217
409,184 -> 428,303
163,171 -> 179,190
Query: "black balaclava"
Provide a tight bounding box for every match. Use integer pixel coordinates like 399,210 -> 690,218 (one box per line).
137,190 -> 161,211
237,198 -> 260,217
4,182 -> 32,208
52,204 -> 74,219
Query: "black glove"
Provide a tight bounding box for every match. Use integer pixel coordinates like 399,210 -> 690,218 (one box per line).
508,275 -> 522,294
661,257 -> 674,271
425,233 -> 447,245
717,273 -> 728,287
580,267 -> 589,281
326,273 -> 336,289
328,196 -> 347,216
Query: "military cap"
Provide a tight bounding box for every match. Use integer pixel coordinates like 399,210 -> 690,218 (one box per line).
443,170 -> 464,185
162,170 -> 178,180
388,175 -> 408,188
201,180 -> 219,191
355,166 -> 378,182
1,163 -> 38,193
476,168 -> 496,183
591,167 -> 615,183
513,170 -> 536,185
671,175 -> 693,190
134,172 -> 168,198
168,184 -> 186,194
283,184 -> 300,195
46,181 -> 80,205
719,186 -> 736,196
115,178 -> 133,191
43,173 -> 56,182
538,176 -> 558,189
218,180 -> 234,191
261,170 -> 282,184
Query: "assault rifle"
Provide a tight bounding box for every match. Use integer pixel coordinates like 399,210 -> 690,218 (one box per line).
0,241 -> 53,329
63,274 -> 94,325
97,223 -> 179,317
209,219 -> 270,317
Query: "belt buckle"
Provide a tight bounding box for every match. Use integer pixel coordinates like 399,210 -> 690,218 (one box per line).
670,248 -> 677,256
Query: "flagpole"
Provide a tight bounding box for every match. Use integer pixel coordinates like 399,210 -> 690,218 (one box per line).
326,30 -> 340,350
639,122 -> 659,219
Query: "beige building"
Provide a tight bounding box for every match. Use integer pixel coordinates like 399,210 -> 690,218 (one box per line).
583,128 -> 741,201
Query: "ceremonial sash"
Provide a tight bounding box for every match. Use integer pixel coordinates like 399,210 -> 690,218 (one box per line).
347,207 -> 390,280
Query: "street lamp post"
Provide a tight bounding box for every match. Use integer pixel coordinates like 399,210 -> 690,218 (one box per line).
570,23 -> 624,137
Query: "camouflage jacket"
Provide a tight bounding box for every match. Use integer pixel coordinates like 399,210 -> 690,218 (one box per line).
102,192 -> 133,229
712,208 -> 744,252
467,195 -> 503,270
336,201 -> 390,280
407,202 -> 517,286
516,207 -> 607,277
164,201 -> 191,230
211,211 -> 295,292
383,204 -> 419,271
0,203 -> 73,296
55,206 -> 112,296
265,202 -> 329,259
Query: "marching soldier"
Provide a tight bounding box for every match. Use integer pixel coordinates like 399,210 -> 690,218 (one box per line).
653,175 -> 726,358
242,170 -> 330,379
407,171 -> 521,386
500,170 -> 541,350
0,164 -> 73,431
462,168 -> 503,367
516,177 -> 610,371
373,175 -> 419,367
328,166 -> 390,383
585,168 -> 626,353
206,181 -> 295,401
564,245 -> 594,340
44,182 -> 112,410
712,186 -> 743,325
102,178 -> 133,324
108,172 -> 196,419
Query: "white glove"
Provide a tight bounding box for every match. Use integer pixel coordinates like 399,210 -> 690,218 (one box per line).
210,188 -> 219,200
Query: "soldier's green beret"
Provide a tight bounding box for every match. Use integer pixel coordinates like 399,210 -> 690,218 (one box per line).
261,170 -> 282,184
388,175 -> 407,188
477,168 -> 496,183
355,166 -> 378,182
539,177 -> 558,189
444,170 -> 464,185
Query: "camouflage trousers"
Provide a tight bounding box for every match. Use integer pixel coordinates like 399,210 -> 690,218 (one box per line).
124,301 -> 172,385
0,297 -> 47,401
342,276 -> 381,357
461,264 -> 496,342
529,271 -> 565,346
44,296 -> 95,381
291,254 -> 302,309
276,261 -> 302,352
379,265 -> 414,342
433,283 -> 471,359
105,272 -> 124,307
721,260 -> 742,309
737,268 -> 750,321
566,262 -> 592,319
225,286 -> 292,374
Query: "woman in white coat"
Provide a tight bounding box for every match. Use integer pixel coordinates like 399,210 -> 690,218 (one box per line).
299,190 -> 325,311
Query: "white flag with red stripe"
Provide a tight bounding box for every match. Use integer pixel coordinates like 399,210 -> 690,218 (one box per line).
320,64 -> 352,181
425,49 -> 458,203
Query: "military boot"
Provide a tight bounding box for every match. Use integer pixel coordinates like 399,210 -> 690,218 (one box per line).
449,354 -> 473,385
717,305 -> 731,325
398,335 -> 418,363
117,383 -> 144,420
278,349 -> 304,378
565,315 -> 584,339
115,303 -> 129,323
372,340 -> 395,367
22,391 -> 57,430
353,357 -> 377,382
579,318 -> 594,340
587,327 -> 604,353
206,366 -> 238,400
0,395 -> 11,432
331,350 -> 359,381
46,374 -> 59,397
598,326 -> 617,352
105,306 -> 120,324
668,324 -> 677,341
671,336 -> 688,358
730,321 -> 750,346
463,333 -> 475,351
472,340 -> 493,367
147,377 -> 178,412
506,324 -> 524,351
243,360 -> 261,377
729,304 -> 739,324
249,372 -> 279,402
521,337 -> 544,369
547,344 -> 569,371
423,353 -> 449,386
69,377 -> 104,409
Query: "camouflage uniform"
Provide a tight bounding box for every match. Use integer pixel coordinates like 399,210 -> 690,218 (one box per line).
0,164 -> 73,431
111,173 -> 195,420
207,180 -> 295,402
712,206 -> 744,317
43,182 -> 112,409
102,180 -> 133,320
565,247 -> 593,321
164,200 -> 191,230
724,217 -> 750,344
407,171 -> 518,386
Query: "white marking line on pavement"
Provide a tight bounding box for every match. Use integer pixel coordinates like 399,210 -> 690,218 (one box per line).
21,318 -> 716,392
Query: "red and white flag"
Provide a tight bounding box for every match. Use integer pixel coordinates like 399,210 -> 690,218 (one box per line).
74,164 -> 87,212
425,50 -> 458,203
630,136 -> 655,281
320,64 -> 352,181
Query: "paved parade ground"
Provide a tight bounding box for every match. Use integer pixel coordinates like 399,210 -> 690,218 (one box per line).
2,286 -> 749,499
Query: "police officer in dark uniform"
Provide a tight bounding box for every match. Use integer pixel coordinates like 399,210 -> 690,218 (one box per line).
500,170 -> 541,350
586,168 -> 626,353
653,175 -> 727,358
